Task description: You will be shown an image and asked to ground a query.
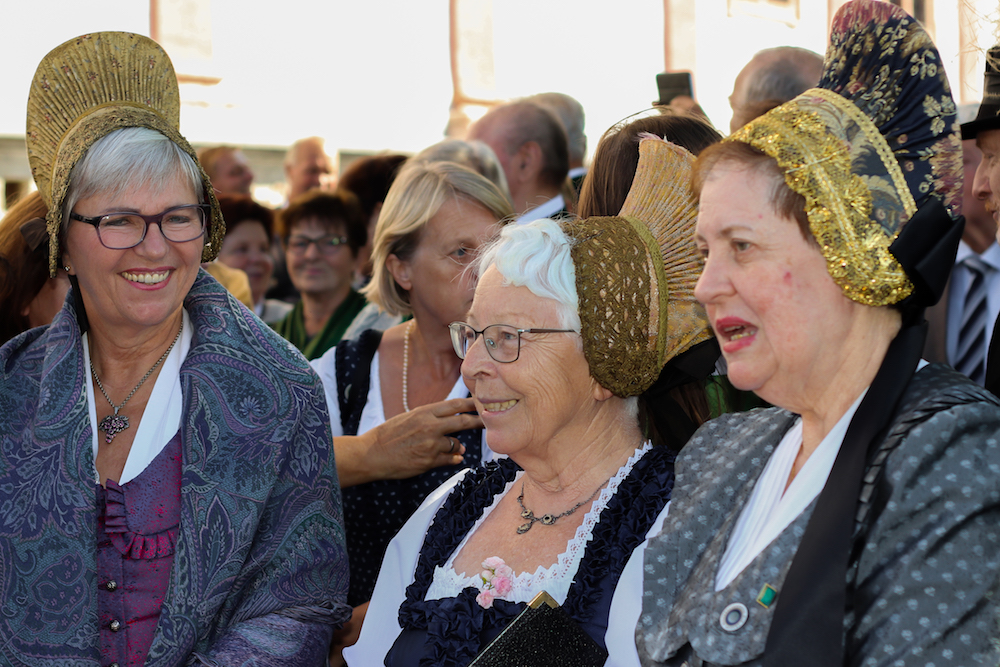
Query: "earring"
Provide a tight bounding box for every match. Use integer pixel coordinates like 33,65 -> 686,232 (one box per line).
64,265 -> 71,273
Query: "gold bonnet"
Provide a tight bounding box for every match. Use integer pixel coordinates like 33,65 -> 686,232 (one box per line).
728,1 -> 961,307
26,32 -> 224,276
562,138 -> 712,397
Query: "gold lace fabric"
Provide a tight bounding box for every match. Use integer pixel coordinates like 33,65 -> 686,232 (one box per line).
562,138 -> 712,398
26,32 -> 224,276
730,88 -> 915,307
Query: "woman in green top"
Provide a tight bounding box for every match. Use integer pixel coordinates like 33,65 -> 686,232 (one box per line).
273,188 -> 369,359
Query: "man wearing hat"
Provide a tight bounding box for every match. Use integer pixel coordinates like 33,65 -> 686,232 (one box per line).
924,102 -> 1000,388
964,46 -> 1000,397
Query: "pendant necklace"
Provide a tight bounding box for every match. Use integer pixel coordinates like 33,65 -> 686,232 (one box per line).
515,476 -> 609,535
401,320 -> 414,412
90,320 -> 183,444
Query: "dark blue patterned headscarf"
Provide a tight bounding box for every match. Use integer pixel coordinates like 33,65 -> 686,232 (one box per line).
728,0 -> 961,308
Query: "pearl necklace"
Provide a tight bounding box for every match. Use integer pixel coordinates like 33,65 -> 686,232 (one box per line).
402,320 -> 414,412
90,319 -> 183,444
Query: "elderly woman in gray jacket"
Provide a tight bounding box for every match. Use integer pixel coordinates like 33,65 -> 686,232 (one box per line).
635,2 -> 1000,666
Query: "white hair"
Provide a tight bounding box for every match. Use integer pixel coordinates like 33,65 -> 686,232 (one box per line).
475,218 -> 580,331
63,127 -> 203,230
476,217 -> 639,419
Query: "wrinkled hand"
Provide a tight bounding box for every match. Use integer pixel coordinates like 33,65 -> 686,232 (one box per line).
335,397 -> 483,488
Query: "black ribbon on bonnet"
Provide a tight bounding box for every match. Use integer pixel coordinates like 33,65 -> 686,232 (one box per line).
641,337 -> 721,452
763,200 -> 963,666
19,217 -> 48,252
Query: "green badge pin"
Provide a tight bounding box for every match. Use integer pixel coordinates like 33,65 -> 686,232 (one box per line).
756,583 -> 777,608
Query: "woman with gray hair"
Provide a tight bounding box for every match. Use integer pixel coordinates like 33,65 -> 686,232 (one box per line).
637,3 -> 1000,665
345,137 -> 715,665
313,158 -> 514,660
0,32 -> 348,665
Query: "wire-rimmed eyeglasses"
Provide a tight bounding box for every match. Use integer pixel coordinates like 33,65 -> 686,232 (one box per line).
448,322 -> 578,363
286,234 -> 350,255
70,204 -> 209,250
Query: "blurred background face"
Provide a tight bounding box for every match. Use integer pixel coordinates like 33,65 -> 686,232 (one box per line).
218,220 -> 274,305
285,217 -> 356,299
287,143 -> 335,199
209,149 -> 254,196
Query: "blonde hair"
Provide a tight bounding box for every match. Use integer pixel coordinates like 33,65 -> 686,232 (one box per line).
362,160 -> 514,315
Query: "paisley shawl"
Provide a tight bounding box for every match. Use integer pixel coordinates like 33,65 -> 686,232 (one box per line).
0,269 -> 350,665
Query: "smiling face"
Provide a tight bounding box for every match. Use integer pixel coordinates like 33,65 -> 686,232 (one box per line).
462,265 -> 597,457
394,196 -> 500,327
694,162 -> 863,408
285,217 -> 357,301
218,219 -> 274,305
63,173 -> 203,340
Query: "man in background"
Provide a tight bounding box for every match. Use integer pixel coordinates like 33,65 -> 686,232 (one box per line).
729,46 -> 824,133
526,92 -> 587,192
467,100 -> 570,221
924,103 -> 1000,388
197,145 -> 255,196
285,136 -> 336,201
961,46 -> 1000,396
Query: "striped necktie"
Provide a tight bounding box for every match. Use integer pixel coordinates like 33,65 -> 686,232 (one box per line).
955,255 -> 990,385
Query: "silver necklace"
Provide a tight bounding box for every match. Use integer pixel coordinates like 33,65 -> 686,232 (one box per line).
90,320 -> 183,444
401,320 -> 414,412
515,478 -> 607,535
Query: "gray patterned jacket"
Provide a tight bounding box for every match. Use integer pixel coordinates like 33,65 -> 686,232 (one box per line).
636,364 -> 1000,666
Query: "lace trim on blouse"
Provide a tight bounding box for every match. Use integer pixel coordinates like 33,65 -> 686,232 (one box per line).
425,441 -> 653,604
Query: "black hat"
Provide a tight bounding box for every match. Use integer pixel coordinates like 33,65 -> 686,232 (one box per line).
961,45 -> 1000,139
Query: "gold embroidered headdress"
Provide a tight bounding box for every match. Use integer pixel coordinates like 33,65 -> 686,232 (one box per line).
562,137 -> 711,397
728,1 -> 961,307
25,32 -> 224,277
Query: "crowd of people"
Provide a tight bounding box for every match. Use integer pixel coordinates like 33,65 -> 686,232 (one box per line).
1,1 -> 999,665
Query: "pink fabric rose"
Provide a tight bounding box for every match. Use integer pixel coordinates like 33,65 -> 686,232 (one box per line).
476,556 -> 514,608
493,574 -> 512,596
476,588 -> 497,609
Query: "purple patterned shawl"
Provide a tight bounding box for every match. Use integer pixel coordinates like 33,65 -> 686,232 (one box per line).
0,270 -> 350,665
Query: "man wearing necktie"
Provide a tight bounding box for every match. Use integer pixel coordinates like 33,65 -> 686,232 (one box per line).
961,46 -> 1000,397
923,102 -> 1000,387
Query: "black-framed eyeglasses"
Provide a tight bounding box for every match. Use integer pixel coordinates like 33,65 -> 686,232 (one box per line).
448,322 -> 578,363
70,204 -> 209,250
287,234 -> 349,255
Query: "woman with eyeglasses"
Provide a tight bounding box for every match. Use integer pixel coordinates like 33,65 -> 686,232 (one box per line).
345,138 -> 708,665
312,159 -> 513,663
272,188 -> 369,359
0,33 -> 349,665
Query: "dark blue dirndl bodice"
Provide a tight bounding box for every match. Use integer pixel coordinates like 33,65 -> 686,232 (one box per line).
385,445 -> 675,667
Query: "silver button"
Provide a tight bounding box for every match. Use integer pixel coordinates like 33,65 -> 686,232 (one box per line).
105,580 -> 117,592
109,619 -> 121,632
720,602 -> 749,632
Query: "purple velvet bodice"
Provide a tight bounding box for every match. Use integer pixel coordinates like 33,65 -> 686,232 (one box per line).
96,433 -> 182,667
